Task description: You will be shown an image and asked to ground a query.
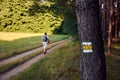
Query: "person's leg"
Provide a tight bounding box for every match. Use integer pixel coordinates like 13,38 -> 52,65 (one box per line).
43,47 -> 46,53
43,42 -> 47,54
44,42 -> 47,54
42,42 -> 45,53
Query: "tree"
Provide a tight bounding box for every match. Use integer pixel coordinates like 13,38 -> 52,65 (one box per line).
118,0 -> 120,38
115,0 -> 119,39
108,0 -> 114,55
102,0 -> 108,42
76,0 -> 106,80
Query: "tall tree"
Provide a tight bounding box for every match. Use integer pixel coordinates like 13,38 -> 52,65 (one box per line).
118,0 -> 120,38
76,0 -> 106,80
102,0 -> 108,42
108,0 -> 114,55
115,0 -> 119,39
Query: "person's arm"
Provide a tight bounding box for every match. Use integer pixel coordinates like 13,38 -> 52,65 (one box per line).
41,36 -> 43,41
47,36 -> 50,43
47,36 -> 49,39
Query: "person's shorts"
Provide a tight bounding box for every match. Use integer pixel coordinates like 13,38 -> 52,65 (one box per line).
42,42 -> 47,48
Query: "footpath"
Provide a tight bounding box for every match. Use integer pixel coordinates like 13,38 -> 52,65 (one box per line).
0,39 -> 68,80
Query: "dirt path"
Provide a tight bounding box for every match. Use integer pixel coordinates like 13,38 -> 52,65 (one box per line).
0,39 -> 67,65
0,39 -> 68,80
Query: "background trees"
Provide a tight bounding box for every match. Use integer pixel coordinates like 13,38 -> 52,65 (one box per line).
0,0 -> 76,34
0,0 -> 63,33
100,0 -> 120,54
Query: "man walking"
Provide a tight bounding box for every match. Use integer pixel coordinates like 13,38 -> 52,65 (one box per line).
41,32 -> 50,54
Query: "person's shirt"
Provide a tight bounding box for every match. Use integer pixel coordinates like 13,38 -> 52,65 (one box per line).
42,35 -> 49,42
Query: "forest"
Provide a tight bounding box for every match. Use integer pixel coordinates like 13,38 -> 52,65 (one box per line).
0,0 -> 77,34
0,0 -> 120,38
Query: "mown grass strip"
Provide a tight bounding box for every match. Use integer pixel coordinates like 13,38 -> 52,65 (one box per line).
0,50 -> 42,74
104,42 -> 120,56
0,35 -> 69,60
11,40 -> 80,80
106,56 -> 120,80
0,40 -> 68,74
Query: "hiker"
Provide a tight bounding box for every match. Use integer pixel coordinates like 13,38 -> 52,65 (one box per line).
41,32 -> 50,54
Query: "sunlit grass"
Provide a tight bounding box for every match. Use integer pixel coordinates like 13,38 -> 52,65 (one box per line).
0,32 -> 42,41
0,32 -> 69,60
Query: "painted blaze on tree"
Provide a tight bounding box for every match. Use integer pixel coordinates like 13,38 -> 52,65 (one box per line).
76,0 -> 106,80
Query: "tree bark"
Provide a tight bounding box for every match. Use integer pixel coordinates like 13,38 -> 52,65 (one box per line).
115,0 -> 119,39
108,0 -> 114,55
76,0 -> 106,80
102,0 -> 108,42
119,0 -> 120,38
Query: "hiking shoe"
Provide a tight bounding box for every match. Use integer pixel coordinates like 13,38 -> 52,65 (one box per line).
44,51 -> 46,54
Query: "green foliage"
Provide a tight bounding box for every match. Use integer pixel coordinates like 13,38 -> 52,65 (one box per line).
0,0 -> 77,34
0,0 -> 63,33
48,0 -> 77,35
62,15 -> 77,35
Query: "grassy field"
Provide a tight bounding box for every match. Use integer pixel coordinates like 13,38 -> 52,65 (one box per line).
0,40 -> 68,74
11,40 -> 80,80
10,41 -> 120,80
0,32 -> 69,60
106,56 -> 120,80
0,32 -> 42,41
112,43 -> 120,56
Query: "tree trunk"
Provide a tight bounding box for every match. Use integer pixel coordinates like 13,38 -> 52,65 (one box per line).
108,0 -> 114,55
102,0 -> 108,42
76,0 -> 106,80
115,0 -> 119,39
115,13 -> 118,39
119,0 -> 120,38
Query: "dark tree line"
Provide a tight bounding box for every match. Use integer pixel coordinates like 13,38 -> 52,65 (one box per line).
100,0 -> 120,54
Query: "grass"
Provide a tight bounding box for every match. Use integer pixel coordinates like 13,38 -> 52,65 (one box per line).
0,32 -> 42,41
10,41 -> 120,80
0,33 -> 69,60
11,40 -> 80,80
105,41 -> 120,56
106,42 -> 120,80
106,56 -> 120,80
111,43 -> 120,56
0,40 -> 61,74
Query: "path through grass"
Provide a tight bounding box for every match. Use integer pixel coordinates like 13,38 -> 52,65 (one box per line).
11,40 -> 80,80
0,32 -> 69,60
10,41 -> 120,80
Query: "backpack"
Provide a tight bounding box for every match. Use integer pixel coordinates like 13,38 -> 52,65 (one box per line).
42,35 -> 48,42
